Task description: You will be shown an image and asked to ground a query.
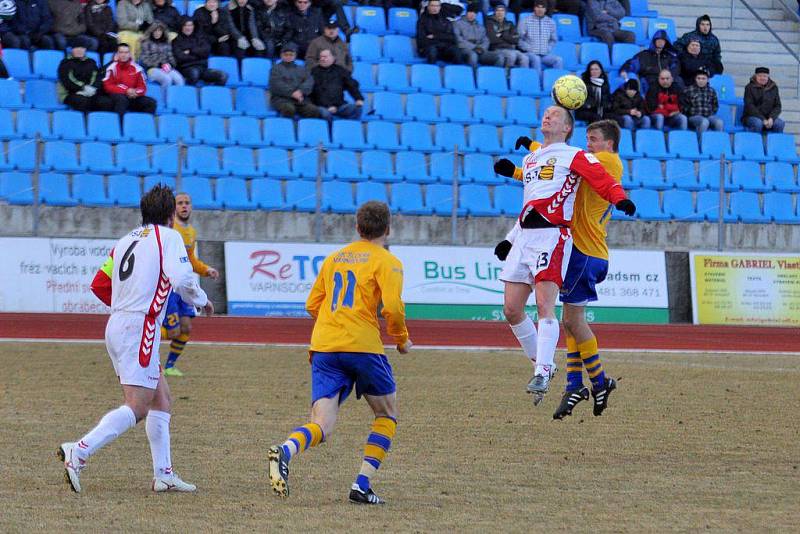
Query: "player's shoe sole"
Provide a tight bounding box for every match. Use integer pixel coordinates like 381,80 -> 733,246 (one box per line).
553,387 -> 590,420
57,442 -> 83,493
268,446 -> 289,497
163,367 -> 184,377
349,484 -> 385,505
592,377 -> 618,417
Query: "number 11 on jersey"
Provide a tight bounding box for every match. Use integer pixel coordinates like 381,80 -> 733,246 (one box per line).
331,270 -> 356,311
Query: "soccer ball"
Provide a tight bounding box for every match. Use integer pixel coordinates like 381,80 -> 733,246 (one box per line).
551,74 -> 587,110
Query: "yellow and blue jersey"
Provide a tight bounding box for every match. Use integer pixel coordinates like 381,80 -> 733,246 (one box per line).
174,222 -> 210,276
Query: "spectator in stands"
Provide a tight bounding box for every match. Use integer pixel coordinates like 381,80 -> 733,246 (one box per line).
310,48 -> 363,120
49,0 -> 96,51
0,0 -> 17,51
611,78 -> 650,130
4,0 -> 59,50
417,0 -> 465,64
743,66 -> 784,133
585,0 -> 634,51
306,20 -> 352,71
102,42 -> 157,114
139,21 -> 184,102
152,0 -> 182,36
517,0 -> 562,74
229,0 -> 266,58
117,0 -> 154,59
678,37 -> 717,88
84,0 -> 118,55
673,14 -> 723,76
646,68 -> 687,131
285,0 -> 324,59
193,0 -> 236,57
485,3 -> 527,67
57,38 -> 113,112
620,29 -> 680,94
454,3 -> 501,68
576,60 -> 611,123
312,0 -> 353,37
255,0 -> 289,59
173,17 -> 228,85
680,67 -> 722,134
269,41 -> 321,118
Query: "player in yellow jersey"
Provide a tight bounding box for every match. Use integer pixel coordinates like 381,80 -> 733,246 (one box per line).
268,201 -> 412,505
162,192 -> 219,377
493,120 -> 622,419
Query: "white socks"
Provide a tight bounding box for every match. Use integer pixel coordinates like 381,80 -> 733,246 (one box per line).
76,405 -> 136,461
510,316 -> 538,365
534,318 -> 560,376
146,410 -> 173,478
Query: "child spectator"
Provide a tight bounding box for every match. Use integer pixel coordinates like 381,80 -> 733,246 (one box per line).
139,21 -> 184,102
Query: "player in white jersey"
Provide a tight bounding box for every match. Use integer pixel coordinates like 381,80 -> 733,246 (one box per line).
58,185 -> 214,493
493,106 -> 636,405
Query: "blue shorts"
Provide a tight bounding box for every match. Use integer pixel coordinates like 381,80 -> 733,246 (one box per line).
163,292 -> 195,331
310,352 -> 396,405
559,247 -> 608,305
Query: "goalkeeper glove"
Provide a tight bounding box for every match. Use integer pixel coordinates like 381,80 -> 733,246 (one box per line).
615,199 -> 636,216
494,240 -> 512,261
494,158 -> 516,177
515,136 -> 533,151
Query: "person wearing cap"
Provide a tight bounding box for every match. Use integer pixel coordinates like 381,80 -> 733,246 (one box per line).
680,67 -> 722,134
585,0 -> 634,52
172,17 -> 229,85
310,48 -> 363,120
517,0 -> 562,74
269,42 -> 321,118
285,0 -> 324,59
743,67 -> 784,133
454,3 -> 501,68
255,0 -> 290,59
306,20 -> 352,71
485,3 -> 527,67
673,14 -> 723,76
57,41 -> 113,112
611,78 -> 650,130
417,0 -> 465,65
49,0 -> 97,51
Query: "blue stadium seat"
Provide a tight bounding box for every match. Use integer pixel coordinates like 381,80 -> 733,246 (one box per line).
473,95 -> 505,125
696,189 -> 722,220
716,103 -> 740,133
263,117 -> 300,148
618,128 -> 641,158
406,93 -> 442,123
297,118 -> 331,147
402,122 -> 437,152
397,151 -> 433,183
502,125 -> 533,152
158,113 -> 193,143
122,112 -> 160,143
144,174 -> 176,190
241,58 -> 272,87
286,179 -> 317,212
331,120 -> 369,149
542,69 -> 570,95
701,131 -> 739,160
390,182 -> 430,214
44,141 -> 83,173
2,49 -> 34,79
509,68 -> 543,97
766,133 -> 800,163
410,63 -> 447,94
662,189 -> 701,221
579,42 -> 611,69
698,159 -> 732,190
371,91 -> 405,121
194,115 -> 231,146
217,177 -> 257,210
82,142 -> 119,173
494,183 -> 522,215
708,74 -> 739,105
477,66 -> 514,96
443,65 -> 481,95
665,159 -> 700,190
764,192 -> 797,223
291,148 -> 320,179
361,150 -> 395,182
765,162 -> 798,193
388,7 -> 418,36
729,191 -> 766,223
17,109 -> 51,139
229,116 -> 262,147
251,178 -> 285,210
184,145 -> 221,176
350,34 -> 383,63
647,18 -> 677,42
167,85 -> 201,115
440,94 -> 475,124
636,130 -> 673,159
553,14 -> 584,42
235,86 -> 271,117
668,130 -> 702,160
384,34 -> 422,63
117,143 -> 151,174
32,50 -> 63,80
108,175 -> 141,207
0,79 -> 27,110
208,56 -> 241,86
460,183 -> 498,216
39,173 -> 77,206
88,112 -> 123,142
631,159 -> 667,190
426,184 -> 465,216
629,0 -> 658,17
552,41 -> 578,71
52,110 -> 88,141
257,147 -> 295,177
200,86 -> 240,116
629,188 -> 668,220
367,121 -> 402,151
187,0 -> 204,15
0,109 -> 17,141
352,62 -> 379,92
327,150 -> 365,181
733,132 -> 769,162
323,180 -> 356,213
730,161 -> 768,192
0,171 -> 34,203
24,79 -> 65,111
356,6 -> 387,34
377,62 -> 414,93
182,176 -> 220,209
434,123 -> 467,153
612,43 -> 641,68
429,152 -> 455,182
73,174 -> 113,207
468,124 -> 503,155
356,181 -> 389,205
463,153 -> 502,184
8,139 -> 37,171
222,146 -> 257,177
145,83 -> 166,112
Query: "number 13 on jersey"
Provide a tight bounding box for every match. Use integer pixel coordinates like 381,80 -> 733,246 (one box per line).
331,270 -> 356,311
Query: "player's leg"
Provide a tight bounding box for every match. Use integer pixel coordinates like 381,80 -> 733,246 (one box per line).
504,281 -> 538,369
553,304 -> 591,419
350,392 -> 397,505
164,315 -> 192,377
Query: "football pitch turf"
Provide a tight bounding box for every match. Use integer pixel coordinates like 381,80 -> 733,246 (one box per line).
1,342 -> 798,532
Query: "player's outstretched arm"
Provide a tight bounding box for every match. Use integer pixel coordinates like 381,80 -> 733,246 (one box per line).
163,230 -> 209,308
569,151 -> 629,205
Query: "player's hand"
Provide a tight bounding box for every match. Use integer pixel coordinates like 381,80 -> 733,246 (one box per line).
207,267 -> 220,280
494,240 -> 512,261
397,339 -> 413,354
515,136 -> 533,151
203,300 -> 215,316
493,158 -> 516,177
615,199 -> 636,216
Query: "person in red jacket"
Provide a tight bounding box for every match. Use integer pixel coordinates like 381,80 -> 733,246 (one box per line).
645,68 -> 688,131
102,42 -> 157,115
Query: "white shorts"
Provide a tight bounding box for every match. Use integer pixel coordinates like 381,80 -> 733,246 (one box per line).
499,227 -> 573,287
105,311 -> 162,389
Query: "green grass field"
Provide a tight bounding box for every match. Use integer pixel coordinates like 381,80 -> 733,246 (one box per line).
1,342 -> 798,532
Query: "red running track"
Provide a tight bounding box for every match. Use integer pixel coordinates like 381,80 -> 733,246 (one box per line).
0,313 -> 797,352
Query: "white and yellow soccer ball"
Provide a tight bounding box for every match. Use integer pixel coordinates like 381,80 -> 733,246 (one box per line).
551,74 -> 588,110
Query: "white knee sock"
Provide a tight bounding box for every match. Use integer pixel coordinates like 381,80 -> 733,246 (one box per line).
76,405 -> 136,461
510,317 -> 538,365
146,410 -> 173,478
535,318 -> 560,376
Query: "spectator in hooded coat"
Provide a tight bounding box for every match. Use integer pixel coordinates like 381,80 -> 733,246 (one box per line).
620,29 -> 681,94
139,21 -> 184,102
673,14 -> 723,75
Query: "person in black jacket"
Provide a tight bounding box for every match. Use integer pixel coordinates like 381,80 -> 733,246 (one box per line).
173,17 -> 228,85
255,0 -> 289,59
84,0 -> 118,54
743,66 -> 784,133
193,0 -> 236,56
576,60 -> 612,123
678,37 -> 716,88
611,78 -> 650,130
6,0 -> 59,50
284,0 -> 324,59
416,0 -> 466,64
228,0 -> 265,58
310,48 -> 364,120
56,39 -> 113,112
620,29 -> 681,94
152,0 -> 182,34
